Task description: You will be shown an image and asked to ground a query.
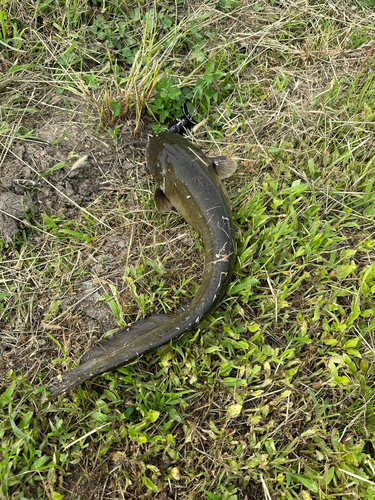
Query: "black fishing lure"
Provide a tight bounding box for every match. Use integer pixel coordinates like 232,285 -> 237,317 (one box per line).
167,104 -> 197,134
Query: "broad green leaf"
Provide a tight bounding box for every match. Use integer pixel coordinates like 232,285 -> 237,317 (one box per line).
142,476 -> 158,492
0,381 -> 16,408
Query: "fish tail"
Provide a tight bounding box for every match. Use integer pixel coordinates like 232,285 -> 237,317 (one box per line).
48,313 -> 174,398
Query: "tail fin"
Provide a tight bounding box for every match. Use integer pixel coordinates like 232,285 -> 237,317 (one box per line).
48,314 -> 174,398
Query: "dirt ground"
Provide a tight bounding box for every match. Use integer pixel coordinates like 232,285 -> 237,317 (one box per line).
0,94 -> 151,382
0,104 -> 147,242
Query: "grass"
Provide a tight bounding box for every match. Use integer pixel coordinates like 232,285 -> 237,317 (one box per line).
1,0 -> 375,498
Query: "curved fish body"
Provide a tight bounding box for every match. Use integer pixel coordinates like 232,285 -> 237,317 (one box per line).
49,132 -> 237,398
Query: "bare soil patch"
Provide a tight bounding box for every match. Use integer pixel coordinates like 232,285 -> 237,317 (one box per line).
0,99 -> 153,384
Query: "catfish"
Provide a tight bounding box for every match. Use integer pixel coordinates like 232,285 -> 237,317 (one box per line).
49,132 -> 237,397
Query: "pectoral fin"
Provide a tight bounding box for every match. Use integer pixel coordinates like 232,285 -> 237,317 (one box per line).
154,187 -> 172,213
211,156 -> 238,179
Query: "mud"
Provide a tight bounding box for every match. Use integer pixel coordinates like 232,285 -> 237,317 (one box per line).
0,191 -> 32,242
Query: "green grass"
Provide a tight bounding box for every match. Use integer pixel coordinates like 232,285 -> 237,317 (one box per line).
1,0 -> 375,499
